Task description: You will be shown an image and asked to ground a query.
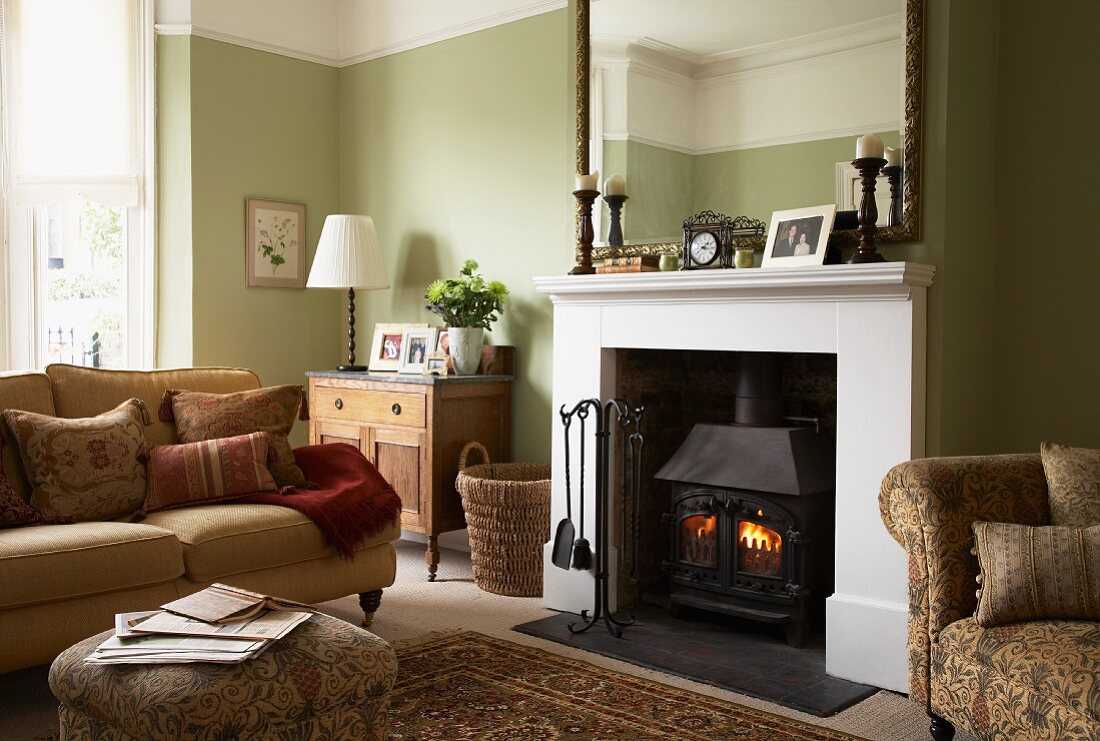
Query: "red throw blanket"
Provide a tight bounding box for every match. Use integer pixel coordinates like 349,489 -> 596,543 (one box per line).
241,443 -> 401,559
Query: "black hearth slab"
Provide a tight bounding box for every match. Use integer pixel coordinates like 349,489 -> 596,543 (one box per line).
513,607 -> 877,718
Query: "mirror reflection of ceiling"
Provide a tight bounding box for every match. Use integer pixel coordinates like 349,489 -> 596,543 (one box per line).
589,0 -> 906,244
591,0 -> 901,61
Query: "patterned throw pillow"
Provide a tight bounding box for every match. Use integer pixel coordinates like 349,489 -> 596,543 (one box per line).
2,399 -> 150,522
1041,442 -> 1100,525
0,438 -> 74,528
163,385 -> 306,488
972,521 -> 1100,627
141,432 -> 278,515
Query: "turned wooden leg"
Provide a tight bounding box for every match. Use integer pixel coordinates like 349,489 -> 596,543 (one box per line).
928,712 -> 955,741
426,535 -> 440,582
359,590 -> 383,627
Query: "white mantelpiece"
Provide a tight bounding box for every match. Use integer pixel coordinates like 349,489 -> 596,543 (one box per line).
534,262 -> 934,692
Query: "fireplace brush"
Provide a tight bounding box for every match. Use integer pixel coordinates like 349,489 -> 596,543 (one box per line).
558,398 -> 645,638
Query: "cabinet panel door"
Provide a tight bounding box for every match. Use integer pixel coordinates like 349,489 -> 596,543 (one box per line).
312,421 -> 362,449
369,428 -> 422,515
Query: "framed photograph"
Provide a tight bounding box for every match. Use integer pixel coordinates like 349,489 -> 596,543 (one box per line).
398,328 -> 437,374
423,352 -> 450,377
762,204 -> 838,268
246,198 -> 307,288
368,323 -> 428,373
434,328 -> 450,356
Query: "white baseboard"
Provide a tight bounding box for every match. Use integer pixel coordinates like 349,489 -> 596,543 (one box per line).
826,593 -> 909,692
400,529 -> 471,553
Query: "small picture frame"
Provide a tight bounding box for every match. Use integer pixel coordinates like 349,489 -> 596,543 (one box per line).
246,198 -> 307,288
398,328 -> 437,374
762,204 -> 838,268
423,352 -> 450,377
368,323 -> 428,372
434,328 -> 450,356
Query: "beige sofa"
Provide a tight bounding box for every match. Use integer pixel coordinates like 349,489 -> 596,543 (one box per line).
0,364 -> 399,674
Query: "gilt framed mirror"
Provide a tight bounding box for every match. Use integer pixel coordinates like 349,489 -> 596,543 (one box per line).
575,0 -> 925,262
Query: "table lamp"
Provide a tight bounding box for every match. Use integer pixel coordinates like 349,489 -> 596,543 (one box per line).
307,215 -> 389,371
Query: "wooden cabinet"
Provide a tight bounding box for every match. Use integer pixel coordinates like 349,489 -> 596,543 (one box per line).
306,371 -> 512,580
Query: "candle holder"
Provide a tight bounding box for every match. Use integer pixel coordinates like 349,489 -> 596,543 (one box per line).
881,164 -> 903,227
604,194 -> 628,247
569,189 -> 600,275
848,156 -> 888,264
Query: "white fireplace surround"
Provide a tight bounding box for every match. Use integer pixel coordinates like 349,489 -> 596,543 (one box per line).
534,262 -> 934,692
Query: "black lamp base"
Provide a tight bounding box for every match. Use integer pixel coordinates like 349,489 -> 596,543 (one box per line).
337,364 -> 368,373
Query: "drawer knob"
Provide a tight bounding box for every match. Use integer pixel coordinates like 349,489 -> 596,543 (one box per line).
334,398 -> 344,410
391,403 -> 402,416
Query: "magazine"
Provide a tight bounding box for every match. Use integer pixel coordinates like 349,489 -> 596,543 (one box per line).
161,583 -> 313,624
128,609 -> 312,641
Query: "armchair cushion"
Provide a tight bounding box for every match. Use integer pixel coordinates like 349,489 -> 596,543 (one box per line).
1041,442 -> 1100,526
973,522 -> 1100,626
932,617 -> 1100,739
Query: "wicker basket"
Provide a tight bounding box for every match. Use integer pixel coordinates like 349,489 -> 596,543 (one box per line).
455,442 -> 551,597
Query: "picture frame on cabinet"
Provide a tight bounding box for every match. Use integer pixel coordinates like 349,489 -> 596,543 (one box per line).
368,323 -> 429,373
398,328 -> 437,374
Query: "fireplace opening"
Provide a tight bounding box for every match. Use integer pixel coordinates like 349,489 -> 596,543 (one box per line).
614,349 -> 836,647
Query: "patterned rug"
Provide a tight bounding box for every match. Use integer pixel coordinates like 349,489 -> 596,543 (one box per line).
388,631 -> 864,740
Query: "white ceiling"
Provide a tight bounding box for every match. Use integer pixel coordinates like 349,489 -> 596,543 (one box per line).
591,0 -> 902,59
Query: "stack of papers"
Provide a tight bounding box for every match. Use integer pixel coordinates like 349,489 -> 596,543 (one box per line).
86,604 -> 314,666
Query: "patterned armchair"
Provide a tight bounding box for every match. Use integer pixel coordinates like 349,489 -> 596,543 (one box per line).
880,454 -> 1100,740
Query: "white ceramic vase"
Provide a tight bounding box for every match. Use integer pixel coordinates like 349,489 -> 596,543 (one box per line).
449,326 -> 484,375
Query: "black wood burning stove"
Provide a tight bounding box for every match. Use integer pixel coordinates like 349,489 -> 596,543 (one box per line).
654,353 -> 835,647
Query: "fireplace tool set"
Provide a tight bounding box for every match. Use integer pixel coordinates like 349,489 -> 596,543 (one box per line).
552,398 -> 644,637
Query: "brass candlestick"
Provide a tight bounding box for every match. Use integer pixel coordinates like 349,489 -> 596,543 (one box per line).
848,156 -> 888,264
604,194 -> 628,246
569,189 -> 599,275
881,164 -> 903,227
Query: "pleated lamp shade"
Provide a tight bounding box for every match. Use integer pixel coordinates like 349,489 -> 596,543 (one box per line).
307,215 -> 389,289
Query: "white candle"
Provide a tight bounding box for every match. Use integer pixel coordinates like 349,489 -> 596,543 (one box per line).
575,170 -> 600,191
604,173 -> 626,196
885,146 -> 901,167
855,132 -> 885,159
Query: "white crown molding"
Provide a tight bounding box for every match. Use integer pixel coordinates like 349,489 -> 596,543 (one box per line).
155,23 -> 341,65
608,122 -> 900,158
337,0 -> 566,68
155,0 -> 566,67
697,39 -> 900,90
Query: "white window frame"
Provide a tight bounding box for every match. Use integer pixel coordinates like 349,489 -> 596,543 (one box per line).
0,0 -> 156,371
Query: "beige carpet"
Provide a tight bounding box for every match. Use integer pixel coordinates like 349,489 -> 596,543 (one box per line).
0,541 -> 971,740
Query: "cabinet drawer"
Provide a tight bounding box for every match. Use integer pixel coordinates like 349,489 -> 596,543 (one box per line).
312,386 -> 426,429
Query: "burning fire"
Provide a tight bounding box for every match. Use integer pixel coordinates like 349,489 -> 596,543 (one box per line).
681,515 -> 717,567
739,521 -> 780,553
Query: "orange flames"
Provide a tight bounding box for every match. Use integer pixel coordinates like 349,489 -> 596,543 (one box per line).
739,521 -> 781,553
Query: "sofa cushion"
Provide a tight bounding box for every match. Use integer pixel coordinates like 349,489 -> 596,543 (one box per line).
1041,442 -> 1100,526
141,504 -> 399,582
3,399 -> 150,521
45,364 -> 261,447
165,386 -> 306,488
142,432 -> 277,515
0,439 -> 72,528
0,522 -> 183,609
0,371 -> 55,498
972,522 -> 1100,626
937,617 -> 1100,724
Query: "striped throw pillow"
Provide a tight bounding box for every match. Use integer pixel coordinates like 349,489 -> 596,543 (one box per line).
972,521 -> 1100,627
141,432 -> 277,515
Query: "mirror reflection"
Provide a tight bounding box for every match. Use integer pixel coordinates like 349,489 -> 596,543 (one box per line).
590,0 -> 905,247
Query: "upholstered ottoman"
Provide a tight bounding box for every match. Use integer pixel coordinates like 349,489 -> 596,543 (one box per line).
48,613 -> 397,740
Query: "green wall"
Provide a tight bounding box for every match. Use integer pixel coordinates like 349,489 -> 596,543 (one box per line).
990,0 -> 1100,450
601,140 -> 694,244
338,11 -> 572,462
156,36 -> 342,444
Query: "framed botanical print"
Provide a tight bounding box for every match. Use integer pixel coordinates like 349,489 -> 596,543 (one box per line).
246,198 -> 307,288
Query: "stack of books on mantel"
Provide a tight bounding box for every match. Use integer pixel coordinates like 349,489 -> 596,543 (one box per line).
596,256 -> 660,274
86,584 -> 315,665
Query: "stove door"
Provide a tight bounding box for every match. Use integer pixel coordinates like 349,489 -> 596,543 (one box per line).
669,489 -> 727,591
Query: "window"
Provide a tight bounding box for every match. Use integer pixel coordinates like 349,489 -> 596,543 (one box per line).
0,0 -> 154,370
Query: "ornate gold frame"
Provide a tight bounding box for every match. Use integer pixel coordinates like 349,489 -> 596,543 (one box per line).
577,0 -> 925,260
